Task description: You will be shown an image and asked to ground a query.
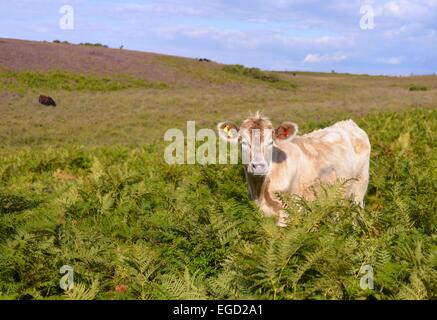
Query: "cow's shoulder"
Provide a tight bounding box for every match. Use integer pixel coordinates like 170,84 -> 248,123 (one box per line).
290,120 -> 368,157
305,120 -> 369,146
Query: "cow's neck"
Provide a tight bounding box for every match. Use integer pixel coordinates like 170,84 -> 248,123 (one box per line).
245,169 -> 266,201
245,169 -> 283,215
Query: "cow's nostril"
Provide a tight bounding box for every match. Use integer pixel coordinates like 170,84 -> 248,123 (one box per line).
251,163 -> 266,172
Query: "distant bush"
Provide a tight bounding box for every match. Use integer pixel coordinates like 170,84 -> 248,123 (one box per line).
223,64 -> 280,82
0,71 -> 168,92
52,40 -> 106,47
53,40 -> 71,45
223,64 -> 296,90
409,85 -> 428,91
79,42 -> 109,48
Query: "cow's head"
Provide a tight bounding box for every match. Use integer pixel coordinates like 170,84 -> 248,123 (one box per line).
218,114 -> 298,176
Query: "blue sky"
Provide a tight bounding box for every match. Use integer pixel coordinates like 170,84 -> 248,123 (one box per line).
1,0 -> 436,75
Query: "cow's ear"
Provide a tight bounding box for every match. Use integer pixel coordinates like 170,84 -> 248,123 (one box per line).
217,121 -> 239,142
274,122 -> 298,142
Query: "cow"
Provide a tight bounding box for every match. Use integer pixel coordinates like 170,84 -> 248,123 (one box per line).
217,113 -> 371,226
38,95 -> 56,107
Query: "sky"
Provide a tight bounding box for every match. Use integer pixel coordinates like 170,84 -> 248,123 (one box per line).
1,0 -> 436,75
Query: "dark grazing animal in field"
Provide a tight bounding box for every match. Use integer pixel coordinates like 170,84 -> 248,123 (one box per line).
38,95 -> 56,107
198,58 -> 212,62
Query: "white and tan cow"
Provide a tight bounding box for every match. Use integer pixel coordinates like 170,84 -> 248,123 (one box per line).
218,113 -> 371,226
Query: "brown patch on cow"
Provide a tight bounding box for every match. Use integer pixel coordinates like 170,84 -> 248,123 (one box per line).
241,115 -> 272,136
302,142 -> 319,157
260,178 -> 283,212
301,187 -> 317,201
293,138 -> 321,158
241,115 -> 272,130
240,115 -> 273,146
314,139 -> 335,156
352,138 -> 369,154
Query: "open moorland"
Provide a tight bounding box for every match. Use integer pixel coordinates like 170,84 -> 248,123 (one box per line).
0,38 -> 436,299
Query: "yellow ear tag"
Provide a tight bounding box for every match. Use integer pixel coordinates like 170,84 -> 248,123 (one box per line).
224,125 -> 233,138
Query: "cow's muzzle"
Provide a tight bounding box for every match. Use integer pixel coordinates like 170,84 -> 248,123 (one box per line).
249,162 -> 268,176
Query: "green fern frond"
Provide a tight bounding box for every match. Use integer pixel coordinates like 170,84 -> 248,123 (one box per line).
397,273 -> 428,300
64,280 -> 99,300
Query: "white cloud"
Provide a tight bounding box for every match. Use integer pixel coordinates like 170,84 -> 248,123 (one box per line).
381,57 -> 403,65
112,2 -> 206,16
314,36 -> 345,44
2,0 -> 436,75
374,0 -> 437,27
151,24 -> 353,52
304,52 -> 347,63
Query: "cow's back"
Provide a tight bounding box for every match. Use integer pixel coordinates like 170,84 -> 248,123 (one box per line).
304,119 -> 370,156
289,119 -> 370,186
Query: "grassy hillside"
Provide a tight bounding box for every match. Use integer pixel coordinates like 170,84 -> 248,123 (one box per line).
1,39 -> 436,153
0,38 -> 436,300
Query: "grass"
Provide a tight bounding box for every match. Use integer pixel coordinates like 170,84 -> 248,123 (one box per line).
156,56 -> 241,85
1,70 -> 435,153
0,108 -> 435,300
156,57 -> 296,89
223,64 -> 296,90
409,85 -> 428,91
0,71 -> 168,92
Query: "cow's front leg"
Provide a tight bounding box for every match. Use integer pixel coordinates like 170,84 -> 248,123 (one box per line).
265,191 -> 289,227
258,201 -> 277,217
277,210 -> 289,227
258,195 -> 289,227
